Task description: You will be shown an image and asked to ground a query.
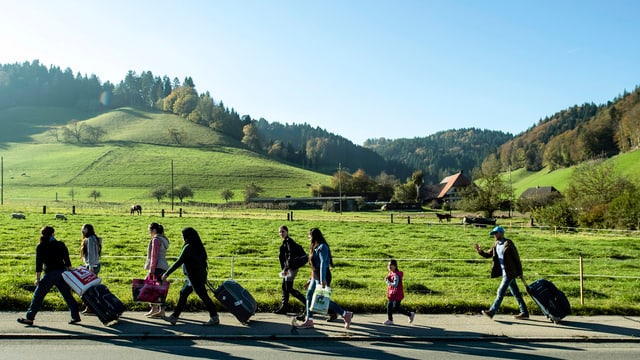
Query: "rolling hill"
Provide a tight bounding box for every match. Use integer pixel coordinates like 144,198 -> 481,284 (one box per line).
507,148 -> 640,198
0,107 -> 331,205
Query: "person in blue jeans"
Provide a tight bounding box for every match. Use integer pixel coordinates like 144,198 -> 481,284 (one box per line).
17,226 -> 81,326
474,226 -> 529,320
297,228 -> 353,329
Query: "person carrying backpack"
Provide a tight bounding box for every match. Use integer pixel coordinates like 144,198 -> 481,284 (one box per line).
274,225 -> 308,314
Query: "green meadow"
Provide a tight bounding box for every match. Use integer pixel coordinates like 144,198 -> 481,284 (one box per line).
1,106 -> 639,316
1,209 -> 638,316
1,142 -> 331,204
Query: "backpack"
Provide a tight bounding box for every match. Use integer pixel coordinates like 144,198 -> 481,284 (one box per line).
287,240 -> 308,270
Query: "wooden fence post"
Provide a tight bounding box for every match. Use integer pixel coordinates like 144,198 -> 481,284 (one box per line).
579,254 -> 584,305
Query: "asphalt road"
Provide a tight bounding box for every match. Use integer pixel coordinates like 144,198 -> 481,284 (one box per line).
2,311 -> 639,359
2,339 -> 640,360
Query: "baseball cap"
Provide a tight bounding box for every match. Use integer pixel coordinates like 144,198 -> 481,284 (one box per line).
489,226 -> 505,236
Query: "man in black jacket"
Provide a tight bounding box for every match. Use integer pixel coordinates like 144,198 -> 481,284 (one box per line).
474,226 -> 530,320
274,225 -> 308,314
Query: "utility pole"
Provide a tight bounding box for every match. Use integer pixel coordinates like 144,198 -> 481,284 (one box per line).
1,156 -> 3,205
171,160 -> 174,210
338,163 -> 342,214
509,164 -> 512,217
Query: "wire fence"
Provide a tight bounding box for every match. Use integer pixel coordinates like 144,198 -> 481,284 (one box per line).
4,254 -> 638,282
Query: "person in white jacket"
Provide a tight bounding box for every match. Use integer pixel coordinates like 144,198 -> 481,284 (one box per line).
80,224 -> 102,275
80,224 -> 102,314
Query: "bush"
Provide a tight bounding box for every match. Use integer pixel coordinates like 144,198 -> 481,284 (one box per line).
533,201 -> 578,228
606,191 -> 640,229
578,203 -> 608,228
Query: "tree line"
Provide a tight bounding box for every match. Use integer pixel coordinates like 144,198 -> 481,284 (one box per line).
0,60 -> 411,181
496,87 -> 640,172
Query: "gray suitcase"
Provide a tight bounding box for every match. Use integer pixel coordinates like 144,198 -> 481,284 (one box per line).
211,280 -> 257,324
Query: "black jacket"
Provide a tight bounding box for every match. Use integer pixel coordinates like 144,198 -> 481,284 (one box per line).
478,238 -> 524,279
278,236 -> 306,271
35,239 -> 72,273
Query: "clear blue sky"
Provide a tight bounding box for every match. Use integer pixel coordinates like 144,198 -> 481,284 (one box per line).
2,0 -> 639,144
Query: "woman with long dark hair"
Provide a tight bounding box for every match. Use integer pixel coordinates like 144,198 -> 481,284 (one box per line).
162,227 -> 219,326
80,223 -> 102,314
297,228 -> 353,329
80,223 -> 102,275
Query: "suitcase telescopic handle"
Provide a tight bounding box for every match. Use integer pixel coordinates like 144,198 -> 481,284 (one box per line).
519,276 -> 529,289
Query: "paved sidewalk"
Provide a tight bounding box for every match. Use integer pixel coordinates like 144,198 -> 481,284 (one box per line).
2,312 -> 639,342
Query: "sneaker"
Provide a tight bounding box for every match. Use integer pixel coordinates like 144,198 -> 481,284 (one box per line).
383,319 -> 393,325
326,312 -> 338,322
68,318 -> 81,325
343,311 -> 353,329
296,314 -> 306,322
297,319 -> 314,329
17,318 -> 33,325
163,315 -> 178,326
513,313 -> 530,320
409,312 -> 416,324
204,315 -> 220,326
481,310 -> 494,319
273,307 -> 288,315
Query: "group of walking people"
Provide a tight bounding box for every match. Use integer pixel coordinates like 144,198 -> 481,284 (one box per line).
17,220 -> 527,329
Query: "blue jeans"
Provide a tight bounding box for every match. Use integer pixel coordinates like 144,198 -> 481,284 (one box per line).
489,276 -> 529,315
305,280 -> 344,320
26,269 -> 80,321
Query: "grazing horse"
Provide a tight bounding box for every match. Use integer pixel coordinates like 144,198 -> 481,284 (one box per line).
130,204 -> 142,215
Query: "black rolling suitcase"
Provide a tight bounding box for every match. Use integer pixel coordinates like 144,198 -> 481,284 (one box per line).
82,284 -> 126,325
210,280 -> 257,324
522,278 -> 571,324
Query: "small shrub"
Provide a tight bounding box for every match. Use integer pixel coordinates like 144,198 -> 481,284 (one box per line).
332,278 -> 366,290
405,283 -> 435,295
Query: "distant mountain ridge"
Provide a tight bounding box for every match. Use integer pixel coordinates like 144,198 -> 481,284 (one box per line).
363,129 -> 514,184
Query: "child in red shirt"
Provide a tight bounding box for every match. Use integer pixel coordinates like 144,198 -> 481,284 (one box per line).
384,259 -> 416,325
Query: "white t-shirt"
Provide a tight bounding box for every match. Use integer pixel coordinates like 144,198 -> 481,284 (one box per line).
496,240 -> 506,276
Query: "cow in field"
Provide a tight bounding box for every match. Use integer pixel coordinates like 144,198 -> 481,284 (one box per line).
436,213 -> 452,223
130,204 -> 142,215
12,213 -> 26,219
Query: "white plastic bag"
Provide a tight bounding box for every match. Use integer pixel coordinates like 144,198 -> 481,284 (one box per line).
310,283 -> 331,315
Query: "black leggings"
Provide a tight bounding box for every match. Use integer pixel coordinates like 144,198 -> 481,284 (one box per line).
172,281 -> 218,318
387,299 -> 412,321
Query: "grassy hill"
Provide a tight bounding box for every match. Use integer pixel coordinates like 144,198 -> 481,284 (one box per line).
508,148 -> 640,197
0,106 -> 99,144
2,105 -> 639,208
1,107 -> 331,206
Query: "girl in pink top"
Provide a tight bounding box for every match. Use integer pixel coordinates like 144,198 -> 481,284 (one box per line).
384,259 -> 416,325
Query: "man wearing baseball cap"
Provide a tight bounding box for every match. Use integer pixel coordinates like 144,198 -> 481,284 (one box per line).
473,226 -> 529,320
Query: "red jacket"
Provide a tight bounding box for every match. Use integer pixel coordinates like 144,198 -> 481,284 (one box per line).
386,270 -> 405,301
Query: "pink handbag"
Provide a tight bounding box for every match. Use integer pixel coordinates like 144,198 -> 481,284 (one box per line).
132,278 -> 170,303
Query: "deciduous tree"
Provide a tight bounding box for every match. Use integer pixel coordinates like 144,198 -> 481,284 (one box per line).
173,185 -> 194,203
